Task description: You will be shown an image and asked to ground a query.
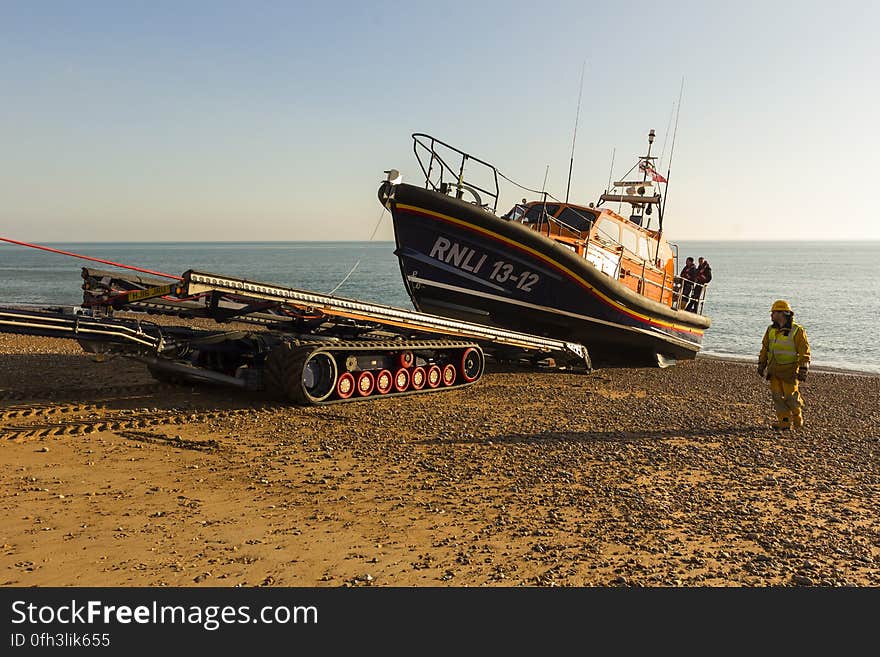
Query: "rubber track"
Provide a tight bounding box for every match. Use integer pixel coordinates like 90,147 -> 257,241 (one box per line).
263,342 -> 313,404
316,339 -> 480,351
264,339 -> 484,406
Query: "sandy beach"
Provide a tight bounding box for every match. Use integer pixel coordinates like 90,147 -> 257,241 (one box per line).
1,324 -> 878,588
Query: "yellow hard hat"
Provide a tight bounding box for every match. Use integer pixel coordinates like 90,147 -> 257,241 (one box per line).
771,299 -> 792,313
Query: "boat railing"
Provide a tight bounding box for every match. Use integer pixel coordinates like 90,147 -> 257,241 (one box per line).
615,243 -> 676,306
411,133 -> 501,213
577,222 -> 673,303
671,275 -> 710,315
533,213 -> 673,303
534,211 -> 709,312
587,229 -> 709,311
544,214 -> 588,239
516,188 -> 709,314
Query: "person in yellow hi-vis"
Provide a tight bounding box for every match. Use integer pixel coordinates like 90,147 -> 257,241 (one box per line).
757,300 -> 811,430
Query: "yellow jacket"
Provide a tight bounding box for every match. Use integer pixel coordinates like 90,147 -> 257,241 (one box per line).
759,321 -> 810,381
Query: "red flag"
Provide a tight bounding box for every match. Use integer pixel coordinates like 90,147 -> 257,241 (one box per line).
639,161 -> 667,183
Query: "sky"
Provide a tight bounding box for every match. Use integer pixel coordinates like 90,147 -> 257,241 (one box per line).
1,0 -> 878,242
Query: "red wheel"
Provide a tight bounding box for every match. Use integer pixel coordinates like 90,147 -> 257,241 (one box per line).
393,367 -> 410,392
410,366 -> 426,390
460,347 -> 482,382
356,370 -> 375,397
336,372 -> 356,399
398,351 -> 414,368
442,363 -> 457,386
375,369 -> 393,395
426,364 -> 442,388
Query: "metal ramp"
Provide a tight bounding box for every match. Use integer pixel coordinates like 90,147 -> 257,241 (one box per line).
78,267 -> 591,371
178,269 -> 591,370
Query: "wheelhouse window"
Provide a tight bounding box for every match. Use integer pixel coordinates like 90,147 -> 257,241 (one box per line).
556,207 -> 596,233
638,237 -> 652,261
594,217 -> 619,243
522,203 -> 560,224
621,227 -> 638,254
503,204 -> 527,221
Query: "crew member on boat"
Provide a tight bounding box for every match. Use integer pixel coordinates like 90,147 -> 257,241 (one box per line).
757,300 -> 811,430
678,256 -> 697,310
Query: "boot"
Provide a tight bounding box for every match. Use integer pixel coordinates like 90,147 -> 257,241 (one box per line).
771,413 -> 791,430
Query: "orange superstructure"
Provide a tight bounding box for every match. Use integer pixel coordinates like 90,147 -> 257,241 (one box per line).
505,200 -> 680,310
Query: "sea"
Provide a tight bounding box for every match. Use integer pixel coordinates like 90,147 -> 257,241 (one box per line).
1,240 -> 878,375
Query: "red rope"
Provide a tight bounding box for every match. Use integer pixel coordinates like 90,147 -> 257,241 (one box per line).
0,237 -> 181,280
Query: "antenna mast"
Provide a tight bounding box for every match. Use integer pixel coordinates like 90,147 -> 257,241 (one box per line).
606,147 -> 616,194
565,61 -> 586,203
654,77 -> 684,262
660,76 -> 684,223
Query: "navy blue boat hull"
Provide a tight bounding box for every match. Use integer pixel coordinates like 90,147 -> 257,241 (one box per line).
381,182 -> 710,367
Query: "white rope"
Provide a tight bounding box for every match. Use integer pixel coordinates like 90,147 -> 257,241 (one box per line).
326,205 -> 388,295
327,259 -> 360,295
368,205 -> 387,241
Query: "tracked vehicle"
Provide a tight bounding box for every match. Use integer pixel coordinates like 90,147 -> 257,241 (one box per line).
0,267 -> 591,406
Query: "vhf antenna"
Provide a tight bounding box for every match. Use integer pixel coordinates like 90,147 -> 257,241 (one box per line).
565,60 -> 586,203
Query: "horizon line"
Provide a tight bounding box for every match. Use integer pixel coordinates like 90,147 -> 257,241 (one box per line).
3,238 -> 880,245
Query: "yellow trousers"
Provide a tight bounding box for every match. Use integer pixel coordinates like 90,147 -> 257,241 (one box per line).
769,376 -> 803,423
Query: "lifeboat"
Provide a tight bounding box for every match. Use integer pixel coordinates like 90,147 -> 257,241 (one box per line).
378,131 -> 711,367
